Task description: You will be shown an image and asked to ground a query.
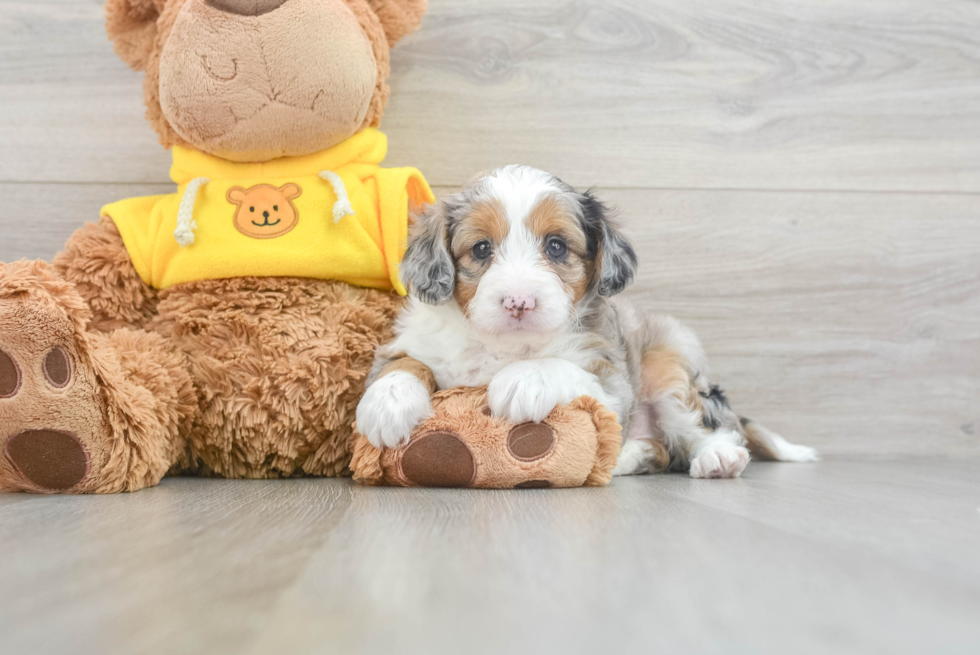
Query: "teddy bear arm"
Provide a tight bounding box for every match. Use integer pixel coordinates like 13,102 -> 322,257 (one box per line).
352,388 -> 624,488
52,216 -> 159,333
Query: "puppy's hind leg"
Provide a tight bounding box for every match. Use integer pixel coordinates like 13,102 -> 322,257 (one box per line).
611,405 -> 670,476
638,327 -> 750,479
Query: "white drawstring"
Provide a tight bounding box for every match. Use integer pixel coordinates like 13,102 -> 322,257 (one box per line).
174,177 -> 209,247
318,170 -> 355,222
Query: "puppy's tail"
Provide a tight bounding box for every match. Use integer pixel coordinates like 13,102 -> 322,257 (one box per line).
739,417 -> 819,462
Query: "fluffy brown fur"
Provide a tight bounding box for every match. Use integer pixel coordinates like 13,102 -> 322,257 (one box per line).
151,275 -> 399,478
0,261 -> 196,493
53,217 -> 159,332
350,387 -> 622,488
104,0 -> 423,155
0,0 -> 426,493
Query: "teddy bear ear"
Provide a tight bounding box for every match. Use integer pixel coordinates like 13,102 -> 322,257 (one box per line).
280,183 -> 302,200
105,0 -> 163,71
366,0 -> 427,47
227,187 -> 246,204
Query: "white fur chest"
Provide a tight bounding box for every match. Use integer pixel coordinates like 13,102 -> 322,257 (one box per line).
387,299 -> 588,389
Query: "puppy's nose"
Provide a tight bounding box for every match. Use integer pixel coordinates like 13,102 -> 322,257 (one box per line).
503,295 -> 536,317
206,0 -> 291,17
263,210 -> 270,219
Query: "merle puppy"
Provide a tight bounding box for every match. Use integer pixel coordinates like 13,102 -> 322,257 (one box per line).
356,166 -> 817,477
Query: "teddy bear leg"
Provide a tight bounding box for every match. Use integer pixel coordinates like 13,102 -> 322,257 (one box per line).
0,260 -> 196,493
53,216 -> 159,333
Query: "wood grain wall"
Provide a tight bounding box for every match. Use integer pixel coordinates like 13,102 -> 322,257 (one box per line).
1,0 -> 978,455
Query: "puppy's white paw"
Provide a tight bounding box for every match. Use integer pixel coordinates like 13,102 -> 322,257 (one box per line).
689,442 -> 750,479
356,371 -> 433,449
488,359 -> 606,424
612,439 -> 656,477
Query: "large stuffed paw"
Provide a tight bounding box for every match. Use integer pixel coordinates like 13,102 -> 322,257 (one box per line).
351,387 -> 623,488
0,262 -> 109,493
0,261 -> 190,494
356,371 -> 433,449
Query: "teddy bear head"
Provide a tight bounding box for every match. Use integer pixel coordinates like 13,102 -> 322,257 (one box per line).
105,0 -> 426,162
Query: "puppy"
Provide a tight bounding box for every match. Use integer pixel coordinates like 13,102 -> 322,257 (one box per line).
356,166 -> 817,478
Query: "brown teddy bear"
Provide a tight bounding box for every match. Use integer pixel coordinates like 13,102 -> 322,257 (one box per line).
0,0 -> 432,493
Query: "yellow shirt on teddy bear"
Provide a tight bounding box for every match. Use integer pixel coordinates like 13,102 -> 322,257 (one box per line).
101,128 -> 433,294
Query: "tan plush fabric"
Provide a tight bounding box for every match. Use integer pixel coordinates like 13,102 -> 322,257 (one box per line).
0,260 -> 196,493
351,387 -> 622,489
158,0 -> 380,161
2,221 -> 402,492
150,274 -> 400,479
367,0 -> 427,46
103,0 -> 413,159
2,0 -> 433,492
104,0 -> 165,71
53,217 -> 160,333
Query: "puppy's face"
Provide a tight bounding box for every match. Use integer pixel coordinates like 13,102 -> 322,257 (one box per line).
402,166 -> 638,339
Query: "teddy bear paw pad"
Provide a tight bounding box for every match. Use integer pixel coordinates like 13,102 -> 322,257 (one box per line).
507,422 -> 556,461
5,430 -> 89,491
0,337 -> 95,492
0,348 -> 20,398
0,280 -> 106,493
400,430 -> 476,487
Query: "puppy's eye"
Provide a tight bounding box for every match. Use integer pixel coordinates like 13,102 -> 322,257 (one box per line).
546,237 -> 567,259
472,240 -> 493,261
273,205 -> 278,212
250,207 -> 255,212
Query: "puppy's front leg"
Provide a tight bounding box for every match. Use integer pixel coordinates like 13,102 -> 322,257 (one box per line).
488,358 -> 609,424
356,356 -> 436,449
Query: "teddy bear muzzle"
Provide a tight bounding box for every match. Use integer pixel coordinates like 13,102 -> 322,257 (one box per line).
206,0 -> 291,17
158,0 -> 380,162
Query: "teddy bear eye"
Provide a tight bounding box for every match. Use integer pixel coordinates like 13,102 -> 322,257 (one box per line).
273,205 -> 278,211
250,207 -> 255,212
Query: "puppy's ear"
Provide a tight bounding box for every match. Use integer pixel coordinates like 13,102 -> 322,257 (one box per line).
581,190 -> 638,297
400,200 -> 455,305
366,0 -> 427,47
105,0 -> 162,72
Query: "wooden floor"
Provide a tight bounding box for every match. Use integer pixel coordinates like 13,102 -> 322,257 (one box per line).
1,0 -> 979,653
2,461 -> 980,655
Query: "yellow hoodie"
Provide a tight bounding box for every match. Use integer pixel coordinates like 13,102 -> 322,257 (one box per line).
101,129 -> 434,294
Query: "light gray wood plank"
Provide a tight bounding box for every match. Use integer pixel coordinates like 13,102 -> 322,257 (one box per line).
658,458 -> 980,584
606,187 -> 980,458
3,182 -> 978,457
3,462 -> 979,655
248,461 -> 980,655
0,478 -> 354,655
3,1 -> 980,190
0,183 -> 170,261
386,0 -> 980,191
0,2 -> 171,182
